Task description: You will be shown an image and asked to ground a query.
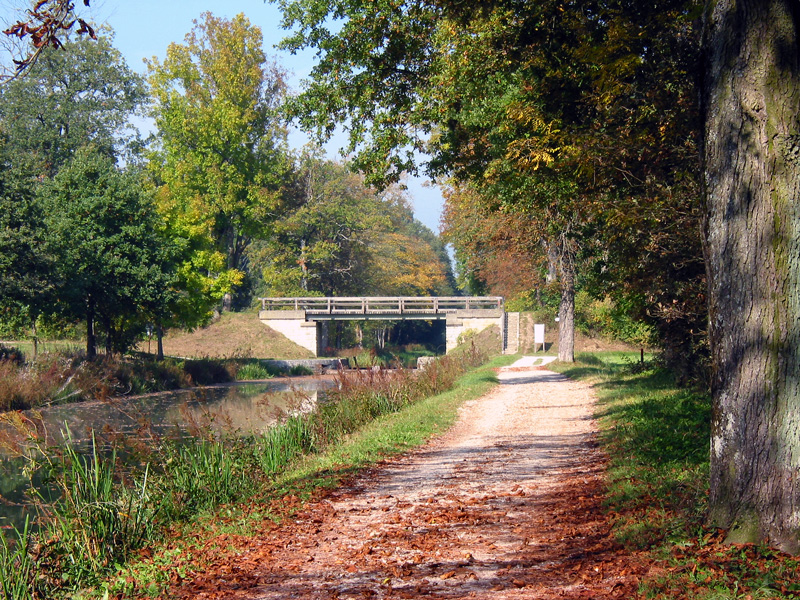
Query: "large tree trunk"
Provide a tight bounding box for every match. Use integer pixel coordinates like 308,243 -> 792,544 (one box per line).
557,239 -> 575,363
702,0 -> 800,552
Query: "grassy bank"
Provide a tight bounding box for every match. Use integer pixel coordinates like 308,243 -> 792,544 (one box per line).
551,353 -> 800,599
1,349 -> 515,599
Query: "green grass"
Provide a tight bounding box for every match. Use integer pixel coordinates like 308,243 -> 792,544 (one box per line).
550,352 -> 799,600
0,340 -> 82,357
0,517 -> 35,600
551,352 -> 710,547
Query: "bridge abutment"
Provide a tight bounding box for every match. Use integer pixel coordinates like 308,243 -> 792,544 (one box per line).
258,311 -> 327,356
445,311 -> 507,353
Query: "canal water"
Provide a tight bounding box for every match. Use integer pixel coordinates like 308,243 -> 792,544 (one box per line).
0,377 -> 334,530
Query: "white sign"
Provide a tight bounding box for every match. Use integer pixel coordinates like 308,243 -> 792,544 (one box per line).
534,324 -> 545,345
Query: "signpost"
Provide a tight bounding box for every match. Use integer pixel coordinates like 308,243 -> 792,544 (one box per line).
534,324 -> 545,353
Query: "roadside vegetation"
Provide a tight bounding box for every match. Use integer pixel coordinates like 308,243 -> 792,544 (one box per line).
551,354 -> 800,599
0,343 -> 502,599
0,339 -> 452,412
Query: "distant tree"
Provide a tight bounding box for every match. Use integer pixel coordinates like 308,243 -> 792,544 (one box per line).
255,151 -> 453,298
368,190 -> 455,297
257,152 -> 385,296
147,12 -> 290,311
0,34 -> 145,177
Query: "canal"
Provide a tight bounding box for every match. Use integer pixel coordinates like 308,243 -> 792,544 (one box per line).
0,376 -> 334,530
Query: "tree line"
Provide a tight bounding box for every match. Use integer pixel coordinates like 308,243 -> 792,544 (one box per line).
0,13 -> 454,359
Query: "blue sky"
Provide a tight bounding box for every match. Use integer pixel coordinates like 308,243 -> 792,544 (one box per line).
40,0 -> 446,234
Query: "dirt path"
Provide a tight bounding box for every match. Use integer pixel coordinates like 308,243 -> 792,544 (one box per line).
176,360 -> 647,599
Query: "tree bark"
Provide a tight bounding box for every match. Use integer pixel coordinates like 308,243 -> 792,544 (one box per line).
545,239 -> 558,284
702,0 -> 800,552
86,297 -> 96,359
156,323 -> 164,362
104,316 -> 113,355
557,239 -> 575,363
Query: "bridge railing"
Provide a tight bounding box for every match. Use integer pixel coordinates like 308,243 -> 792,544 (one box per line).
259,296 -> 504,314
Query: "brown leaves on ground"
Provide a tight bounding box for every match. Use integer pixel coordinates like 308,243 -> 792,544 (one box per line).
162,368 -> 653,599
167,460 -> 650,600
136,364 -> 800,600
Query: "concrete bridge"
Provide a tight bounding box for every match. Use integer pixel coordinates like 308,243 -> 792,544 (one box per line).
258,297 -> 520,356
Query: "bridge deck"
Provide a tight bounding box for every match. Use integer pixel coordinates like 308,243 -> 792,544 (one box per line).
259,296 -> 504,317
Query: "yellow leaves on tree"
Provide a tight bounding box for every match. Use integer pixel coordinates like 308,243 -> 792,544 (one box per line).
372,232 -> 451,297
146,12 -> 288,311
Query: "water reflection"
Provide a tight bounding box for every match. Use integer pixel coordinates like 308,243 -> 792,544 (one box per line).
0,377 -> 333,530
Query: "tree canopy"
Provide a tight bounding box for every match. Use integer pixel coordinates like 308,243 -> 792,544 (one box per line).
253,150 -> 454,299
272,0 -> 800,551
147,12 -> 290,310
0,34 -> 146,176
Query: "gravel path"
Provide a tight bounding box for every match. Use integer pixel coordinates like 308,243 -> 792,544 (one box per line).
177,358 -> 643,599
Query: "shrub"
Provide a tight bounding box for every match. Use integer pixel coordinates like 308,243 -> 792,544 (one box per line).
0,344 -> 25,366
289,365 -> 314,376
182,358 -> 234,385
236,362 -> 272,380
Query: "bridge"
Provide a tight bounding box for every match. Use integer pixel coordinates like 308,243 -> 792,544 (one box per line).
258,296 -> 520,356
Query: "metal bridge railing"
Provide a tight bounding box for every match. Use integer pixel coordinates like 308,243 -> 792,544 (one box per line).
259,296 -> 504,314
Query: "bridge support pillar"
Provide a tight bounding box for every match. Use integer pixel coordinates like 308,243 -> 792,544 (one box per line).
259,311 -> 327,356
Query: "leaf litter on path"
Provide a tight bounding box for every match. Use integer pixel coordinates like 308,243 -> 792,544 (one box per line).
170,362 -> 651,599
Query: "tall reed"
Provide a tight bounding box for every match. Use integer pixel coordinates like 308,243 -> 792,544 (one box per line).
156,438 -> 249,519
252,414 -> 316,476
34,431 -> 160,590
0,517 -> 35,600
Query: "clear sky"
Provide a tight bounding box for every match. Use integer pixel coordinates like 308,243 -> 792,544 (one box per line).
28,0 -> 447,234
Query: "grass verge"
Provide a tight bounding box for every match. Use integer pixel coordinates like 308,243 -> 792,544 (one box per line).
550,352 -> 800,600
